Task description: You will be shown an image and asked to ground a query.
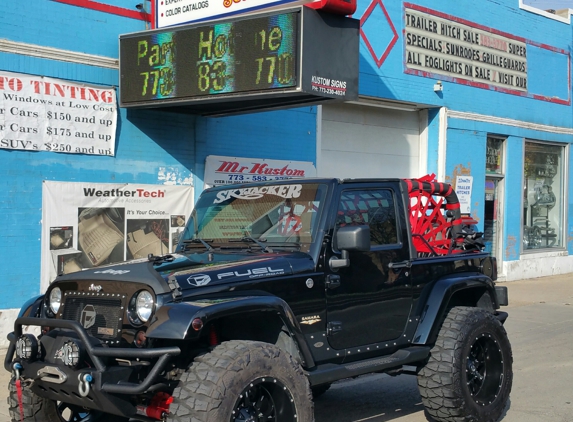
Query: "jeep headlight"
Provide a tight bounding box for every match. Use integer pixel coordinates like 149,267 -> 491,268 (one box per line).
48,287 -> 62,314
135,291 -> 154,322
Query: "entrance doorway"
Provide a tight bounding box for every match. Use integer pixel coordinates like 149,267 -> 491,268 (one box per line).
484,178 -> 501,261
485,136 -> 505,274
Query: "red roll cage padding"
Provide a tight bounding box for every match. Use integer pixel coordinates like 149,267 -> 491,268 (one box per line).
403,174 -> 462,256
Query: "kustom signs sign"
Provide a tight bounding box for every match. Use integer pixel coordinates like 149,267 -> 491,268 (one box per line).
41,181 -> 193,291
0,70 -> 117,156
205,155 -> 316,186
155,0 -> 317,28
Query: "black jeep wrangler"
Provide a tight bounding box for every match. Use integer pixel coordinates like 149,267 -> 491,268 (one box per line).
6,177 -> 512,422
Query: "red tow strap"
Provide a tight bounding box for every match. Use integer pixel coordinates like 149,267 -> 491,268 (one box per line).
15,378 -> 24,422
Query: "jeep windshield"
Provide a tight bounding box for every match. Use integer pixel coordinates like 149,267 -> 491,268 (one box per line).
177,182 -> 328,253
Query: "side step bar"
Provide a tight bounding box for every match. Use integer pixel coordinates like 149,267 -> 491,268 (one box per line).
307,346 -> 431,387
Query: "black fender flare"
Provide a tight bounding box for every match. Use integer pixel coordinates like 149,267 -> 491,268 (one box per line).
412,272 -> 498,345
146,295 -> 315,368
17,295 -> 44,319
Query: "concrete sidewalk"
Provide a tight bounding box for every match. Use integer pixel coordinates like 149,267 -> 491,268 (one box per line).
499,273 -> 573,307
0,274 -> 573,422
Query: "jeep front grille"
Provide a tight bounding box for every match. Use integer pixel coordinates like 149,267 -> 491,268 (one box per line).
61,294 -> 123,340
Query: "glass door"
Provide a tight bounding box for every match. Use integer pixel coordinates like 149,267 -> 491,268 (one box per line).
484,178 -> 500,260
485,136 -> 505,273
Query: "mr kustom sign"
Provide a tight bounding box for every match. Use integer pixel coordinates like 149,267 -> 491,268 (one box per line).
205,155 -> 316,186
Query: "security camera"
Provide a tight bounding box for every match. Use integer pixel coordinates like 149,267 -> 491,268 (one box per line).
135,3 -> 144,9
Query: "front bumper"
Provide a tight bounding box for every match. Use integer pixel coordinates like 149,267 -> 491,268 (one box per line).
6,317 -> 180,417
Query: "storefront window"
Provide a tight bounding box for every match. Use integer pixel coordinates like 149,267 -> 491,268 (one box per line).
486,137 -> 503,174
523,141 -> 564,250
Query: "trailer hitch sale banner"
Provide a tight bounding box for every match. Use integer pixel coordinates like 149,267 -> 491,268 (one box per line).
0,70 -> 117,156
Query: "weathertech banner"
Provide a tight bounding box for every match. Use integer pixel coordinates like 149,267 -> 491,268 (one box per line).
40,181 -> 193,291
205,155 -> 316,187
0,70 -> 117,156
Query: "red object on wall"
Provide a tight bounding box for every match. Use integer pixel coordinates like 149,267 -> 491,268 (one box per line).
306,0 -> 357,16
51,0 -> 150,22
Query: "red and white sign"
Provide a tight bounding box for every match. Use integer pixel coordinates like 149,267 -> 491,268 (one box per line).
205,155 -> 316,186
155,0 -> 317,28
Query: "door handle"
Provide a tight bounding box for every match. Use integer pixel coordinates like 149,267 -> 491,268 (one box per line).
388,260 -> 411,270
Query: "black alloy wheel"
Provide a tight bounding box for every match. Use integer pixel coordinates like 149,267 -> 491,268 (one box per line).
231,377 -> 296,422
466,333 -> 505,406
169,340 -> 314,422
417,306 -> 513,422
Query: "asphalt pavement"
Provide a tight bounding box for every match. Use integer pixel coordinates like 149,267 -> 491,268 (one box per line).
0,274 -> 571,422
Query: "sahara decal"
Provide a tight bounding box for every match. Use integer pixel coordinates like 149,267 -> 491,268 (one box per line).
187,274 -> 212,286
213,185 -> 302,204
217,266 -> 284,280
300,315 -> 321,325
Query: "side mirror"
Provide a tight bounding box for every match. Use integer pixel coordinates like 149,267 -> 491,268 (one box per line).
330,225 -> 370,270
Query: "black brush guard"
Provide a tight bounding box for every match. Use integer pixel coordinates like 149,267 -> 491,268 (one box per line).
5,317 -> 180,417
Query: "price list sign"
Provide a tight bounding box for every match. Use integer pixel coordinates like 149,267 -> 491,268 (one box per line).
120,11 -> 298,105
0,71 -> 117,156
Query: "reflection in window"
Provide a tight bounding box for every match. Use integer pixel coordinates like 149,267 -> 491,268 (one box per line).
486,137 -> 504,175
336,189 -> 398,246
523,142 -> 563,250
177,183 -> 328,253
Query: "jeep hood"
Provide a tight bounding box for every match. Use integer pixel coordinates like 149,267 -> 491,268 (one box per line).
54,252 -> 314,294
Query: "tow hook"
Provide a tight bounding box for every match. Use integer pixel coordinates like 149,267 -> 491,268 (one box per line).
78,373 -> 92,397
13,363 -> 25,421
12,363 -> 22,380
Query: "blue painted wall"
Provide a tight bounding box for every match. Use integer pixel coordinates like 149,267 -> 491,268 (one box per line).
353,0 -> 573,261
1,0 -> 572,308
0,0 -> 316,308
356,0 -> 572,128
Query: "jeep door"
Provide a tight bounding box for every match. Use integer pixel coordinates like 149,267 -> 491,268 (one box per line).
325,184 -> 413,350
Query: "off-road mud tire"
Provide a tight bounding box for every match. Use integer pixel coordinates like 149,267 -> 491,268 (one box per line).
8,377 -> 127,422
168,340 -> 314,422
417,306 -> 513,422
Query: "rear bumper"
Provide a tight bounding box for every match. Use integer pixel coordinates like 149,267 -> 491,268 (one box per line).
6,317 -> 180,417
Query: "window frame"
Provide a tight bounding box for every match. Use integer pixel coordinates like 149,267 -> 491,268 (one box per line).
521,140 -> 567,253
334,187 -> 402,250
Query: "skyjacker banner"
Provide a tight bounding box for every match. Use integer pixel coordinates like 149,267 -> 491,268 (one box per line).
41,181 -> 194,291
0,70 -> 117,156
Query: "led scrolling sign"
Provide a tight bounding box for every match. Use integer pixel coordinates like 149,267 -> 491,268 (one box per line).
122,12 -> 297,101
119,8 -> 359,115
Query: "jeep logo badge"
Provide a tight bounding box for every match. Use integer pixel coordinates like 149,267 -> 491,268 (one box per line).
89,283 -> 102,292
80,305 -> 97,329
